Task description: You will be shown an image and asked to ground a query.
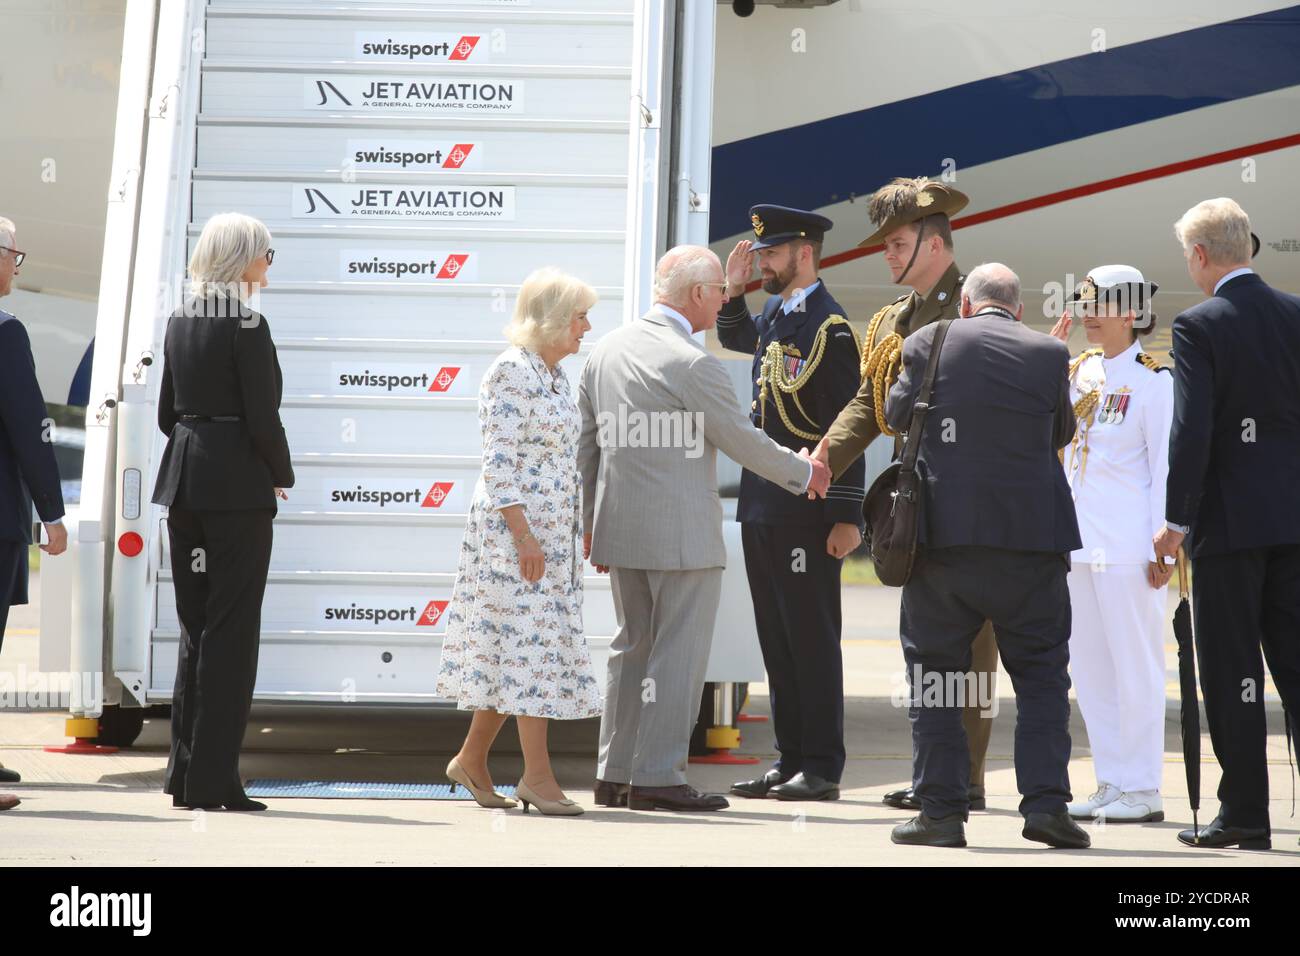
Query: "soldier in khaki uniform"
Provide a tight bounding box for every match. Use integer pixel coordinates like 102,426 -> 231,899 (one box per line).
811,177 -> 997,811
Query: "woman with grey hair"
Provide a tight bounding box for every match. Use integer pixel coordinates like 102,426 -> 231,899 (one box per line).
152,212 -> 294,812
436,266 -> 601,815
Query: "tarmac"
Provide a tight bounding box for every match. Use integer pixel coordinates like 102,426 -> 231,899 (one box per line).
2,572 -> 1297,866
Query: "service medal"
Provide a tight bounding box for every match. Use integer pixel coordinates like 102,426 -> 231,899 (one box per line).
1098,389 -> 1131,425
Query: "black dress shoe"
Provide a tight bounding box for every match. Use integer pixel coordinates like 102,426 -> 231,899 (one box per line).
730,768 -> 789,799
594,779 -> 630,807
884,786 -> 985,811
768,771 -> 840,802
1177,815 -> 1270,850
1023,811 -> 1091,848
222,796 -> 268,812
628,784 -> 728,812
0,767 -> 21,784
883,786 -> 920,810
174,793 -> 268,811
891,812 -> 967,847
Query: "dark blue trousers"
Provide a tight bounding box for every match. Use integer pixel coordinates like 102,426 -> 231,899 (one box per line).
741,522 -> 846,782
0,540 -> 28,656
900,546 -> 1073,819
1192,544 -> 1300,830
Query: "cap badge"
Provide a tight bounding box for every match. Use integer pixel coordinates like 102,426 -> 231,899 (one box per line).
751,213 -> 765,237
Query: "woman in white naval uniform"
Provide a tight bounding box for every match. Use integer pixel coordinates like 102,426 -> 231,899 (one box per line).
1050,265 -> 1174,823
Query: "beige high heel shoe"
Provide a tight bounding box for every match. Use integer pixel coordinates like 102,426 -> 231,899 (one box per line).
446,756 -> 517,809
516,779 -> 584,816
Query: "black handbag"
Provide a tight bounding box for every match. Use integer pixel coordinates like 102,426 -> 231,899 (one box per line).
862,318 -> 951,586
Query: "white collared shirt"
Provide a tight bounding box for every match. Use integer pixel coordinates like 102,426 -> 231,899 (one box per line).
1214,267 -> 1254,294
781,279 -> 822,315
1064,339 -> 1174,563
650,303 -> 693,336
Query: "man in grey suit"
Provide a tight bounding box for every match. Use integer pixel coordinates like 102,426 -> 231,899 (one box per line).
578,245 -> 831,812
883,263 -> 1090,849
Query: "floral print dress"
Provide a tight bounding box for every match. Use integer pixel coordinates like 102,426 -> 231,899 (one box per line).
435,346 -> 602,719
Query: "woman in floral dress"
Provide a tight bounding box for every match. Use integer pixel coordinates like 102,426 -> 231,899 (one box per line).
436,268 -> 602,814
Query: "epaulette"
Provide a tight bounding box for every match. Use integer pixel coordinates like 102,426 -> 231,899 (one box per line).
1136,351 -> 1169,373
1067,347 -> 1102,380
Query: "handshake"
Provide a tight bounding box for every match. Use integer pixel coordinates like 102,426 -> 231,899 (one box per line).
799,436 -> 833,499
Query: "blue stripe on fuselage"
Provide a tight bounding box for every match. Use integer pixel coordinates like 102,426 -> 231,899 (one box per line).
710,5 -> 1300,241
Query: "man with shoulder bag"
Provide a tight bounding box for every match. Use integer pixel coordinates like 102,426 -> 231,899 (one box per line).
880,263 -> 1087,849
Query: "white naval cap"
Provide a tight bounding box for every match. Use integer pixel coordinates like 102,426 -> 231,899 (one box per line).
1071,264 -> 1158,314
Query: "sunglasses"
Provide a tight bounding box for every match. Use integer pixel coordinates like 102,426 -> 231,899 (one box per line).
0,246 -> 26,267
265,248 -> 275,265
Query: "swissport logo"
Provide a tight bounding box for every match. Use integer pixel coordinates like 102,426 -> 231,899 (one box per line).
427,367 -> 461,392
450,36 -> 480,60
421,482 -> 455,508
340,250 -> 476,282
319,598 -> 450,628
324,477 -> 463,511
436,255 -> 468,279
347,140 -> 479,171
330,361 -> 471,396
419,600 -> 449,626
444,144 -> 474,168
356,32 -> 486,63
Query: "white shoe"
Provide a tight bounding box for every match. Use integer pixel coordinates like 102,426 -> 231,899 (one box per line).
1067,782 -> 1120,819
1094,790 -> 1163,823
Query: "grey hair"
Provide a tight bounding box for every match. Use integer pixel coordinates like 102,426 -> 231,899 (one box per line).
964,262 -> 1021,312
504,267 -> 598,351
188,212 -> 272,298
1173,198 -> 1253,266
653,245 -> 721,308
0,215 -> 15,249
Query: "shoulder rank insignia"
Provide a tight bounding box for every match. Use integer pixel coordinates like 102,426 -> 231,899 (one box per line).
1136,351 -> 1169,373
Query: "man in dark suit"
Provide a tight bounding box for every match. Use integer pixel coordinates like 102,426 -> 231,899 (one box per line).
717,205 -> 864,802
0,217 -> 67,807
1154,198 -> 1300,851
884,263 -> 1089,849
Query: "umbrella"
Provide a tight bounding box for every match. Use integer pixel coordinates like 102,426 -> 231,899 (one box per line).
1174,548 -> 1201,840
